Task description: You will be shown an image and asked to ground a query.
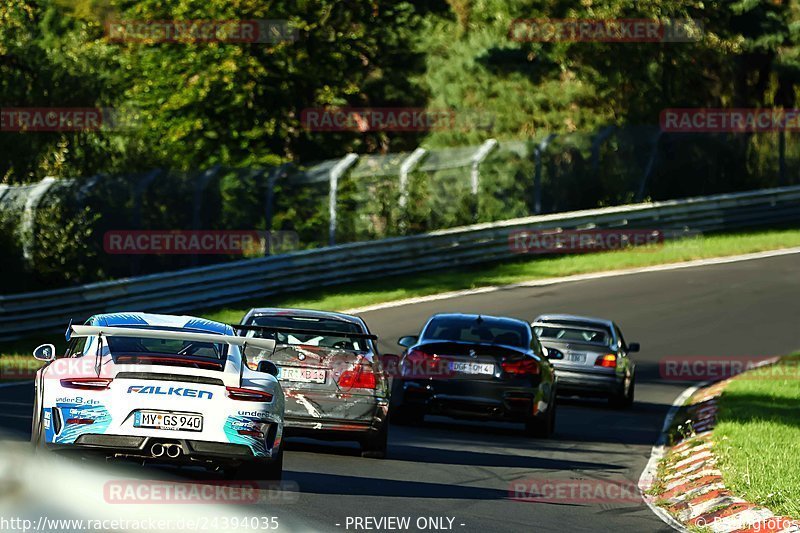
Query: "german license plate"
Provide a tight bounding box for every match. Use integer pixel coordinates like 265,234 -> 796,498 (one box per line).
134,411 -> 202,432
567,352 -> 587,363
278,366 -> 327,383
449,361 -> 495,375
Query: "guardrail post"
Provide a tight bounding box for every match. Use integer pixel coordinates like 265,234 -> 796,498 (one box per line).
328,154 -> 359,246
21,177 -> 58,263
470,139 -> 498,220
534,134 -> 556,214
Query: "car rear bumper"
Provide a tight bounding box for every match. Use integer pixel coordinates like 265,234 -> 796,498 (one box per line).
46,434 -> 276,464
395,379 -> 544,421
283,404 -> 388,440
555,369 -> 620,396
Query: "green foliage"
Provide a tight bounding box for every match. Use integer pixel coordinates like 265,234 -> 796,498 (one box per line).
29,203 -> 102,285
2,0 -> 800,290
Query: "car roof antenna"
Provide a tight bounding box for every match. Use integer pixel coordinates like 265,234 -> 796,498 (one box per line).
476,315 -> 484,324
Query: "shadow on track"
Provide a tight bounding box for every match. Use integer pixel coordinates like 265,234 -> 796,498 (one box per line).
288,471 -> 509,500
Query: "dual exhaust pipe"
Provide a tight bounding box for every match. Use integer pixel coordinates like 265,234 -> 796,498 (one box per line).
150,442 -> 182,459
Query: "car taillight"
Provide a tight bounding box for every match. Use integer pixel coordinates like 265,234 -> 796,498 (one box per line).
226,387 -> 274,402
595,354 -> 617,368
502,358 -> 540,375
60,378 -> 113,390
338,365 -> 377,389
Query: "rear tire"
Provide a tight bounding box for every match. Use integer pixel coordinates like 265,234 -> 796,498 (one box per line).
260,447 -> 283,481
609,376 -> 635,409
360,423 -> 388,459
525,399 -> 556,438
228,448 -> 283,481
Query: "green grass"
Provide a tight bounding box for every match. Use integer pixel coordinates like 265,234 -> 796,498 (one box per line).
2,227 -> 800,361
713,354 -> 800,518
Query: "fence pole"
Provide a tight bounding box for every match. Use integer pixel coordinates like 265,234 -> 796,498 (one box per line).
534,134 -> 557,214
190,165 -> 221,266
636,131 -> 663,202
130,169 -> 162,275
75,175 -> 101,205
21,177 -> 58,263
591,126 -> 615,176
399,147 -> 427,209
470,139 -> 498,220
328,154 -> 359,246
779,130 -> 786,186
264,163 -> 292,254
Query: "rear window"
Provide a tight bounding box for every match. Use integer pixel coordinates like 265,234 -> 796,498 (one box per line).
533,325 -> 612,347
105,335 -> 226,359
246,315 -> 369,352
422,316 -> 530,348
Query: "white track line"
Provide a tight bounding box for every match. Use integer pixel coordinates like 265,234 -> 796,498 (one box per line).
639,383 -> 707,532
344,246 -> 800,315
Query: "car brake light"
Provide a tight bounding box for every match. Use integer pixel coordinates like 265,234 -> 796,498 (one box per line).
502,358 -> 540,375
338,365 -> 377,389
60,378 -> 113,390
595,354 -> 617,368
226,387 -> 273,402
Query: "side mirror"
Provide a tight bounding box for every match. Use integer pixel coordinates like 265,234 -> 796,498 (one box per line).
257,360 -> 279,377
398,336 -> 418,348
627,342 -> 640,353
33,344 -> 56,362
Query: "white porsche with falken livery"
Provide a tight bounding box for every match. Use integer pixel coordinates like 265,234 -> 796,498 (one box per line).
30,313 -> 286,480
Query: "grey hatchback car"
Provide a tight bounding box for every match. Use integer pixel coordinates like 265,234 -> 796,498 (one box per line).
531,314 -> 638,408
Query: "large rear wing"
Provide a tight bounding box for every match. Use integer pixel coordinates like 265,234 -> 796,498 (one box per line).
233,323 -> 377,341
69,325 -> 277,352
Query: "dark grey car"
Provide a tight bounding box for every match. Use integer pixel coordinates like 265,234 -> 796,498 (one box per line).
532,314 -> 638,408
391,313 -> 557,437
238,308 -> 390,458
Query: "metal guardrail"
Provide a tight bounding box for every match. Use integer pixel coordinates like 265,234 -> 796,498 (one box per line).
2,185 -> 800,341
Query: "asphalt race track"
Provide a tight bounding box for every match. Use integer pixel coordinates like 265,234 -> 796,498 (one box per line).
1,252 -> 799,532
